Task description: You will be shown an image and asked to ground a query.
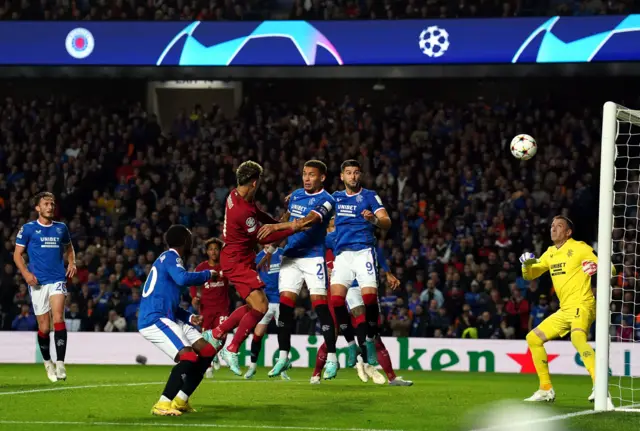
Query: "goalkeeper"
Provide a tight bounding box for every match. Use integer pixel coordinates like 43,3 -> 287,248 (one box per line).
520,215 -> 614,404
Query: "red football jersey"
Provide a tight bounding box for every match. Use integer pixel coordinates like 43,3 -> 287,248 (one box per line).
220,188 -> 278,264
189,261 -> 230,312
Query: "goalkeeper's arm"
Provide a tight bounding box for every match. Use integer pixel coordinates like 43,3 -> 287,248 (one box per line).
520,251 -> 549,281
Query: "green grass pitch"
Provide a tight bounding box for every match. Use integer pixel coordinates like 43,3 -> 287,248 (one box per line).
0,364 -> 636,431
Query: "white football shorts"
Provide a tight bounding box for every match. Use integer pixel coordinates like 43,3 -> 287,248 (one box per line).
279,256 -> 328,296
139,317 -> 203,361
259,302 -> 280,326
346,286 -> 365,311
331,249 -> 378,289
29,281 -> 67,316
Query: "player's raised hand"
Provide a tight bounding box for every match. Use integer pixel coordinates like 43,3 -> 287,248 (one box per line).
361,209 -> 376,224
190,314 -> 204,327
386,272 -> 401,290
519,252 -> 537,266
284,193 -> 292,204
257,249 -> 272,271
23,271 -> 38,286
582,260 -> 597,276
66,262 -> 77,279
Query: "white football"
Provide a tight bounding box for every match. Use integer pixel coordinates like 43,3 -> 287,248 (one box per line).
510,134 -> 537,160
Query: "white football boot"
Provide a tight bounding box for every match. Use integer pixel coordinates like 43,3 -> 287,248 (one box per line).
44,360 -> 57,383
524,388 -> 556,402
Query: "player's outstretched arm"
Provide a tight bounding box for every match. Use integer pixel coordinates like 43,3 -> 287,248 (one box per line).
167,257 -> 215,287
520,251 -> 549,281
579,243 -> 616,277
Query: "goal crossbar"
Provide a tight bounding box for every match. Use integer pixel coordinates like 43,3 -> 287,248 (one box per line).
595,101 -> 640,412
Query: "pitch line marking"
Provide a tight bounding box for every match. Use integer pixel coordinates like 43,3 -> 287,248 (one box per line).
0,379 -> 319,396
0,421 -> 401,431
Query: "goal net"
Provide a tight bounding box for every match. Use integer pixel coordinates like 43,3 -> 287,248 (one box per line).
596,102 -> 640,412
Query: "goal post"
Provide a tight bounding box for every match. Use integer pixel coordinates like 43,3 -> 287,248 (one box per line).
595,101 -> 640,412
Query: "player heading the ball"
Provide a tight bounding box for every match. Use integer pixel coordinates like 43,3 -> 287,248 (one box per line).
520,215 -> 615,406
14,192 -> 76,383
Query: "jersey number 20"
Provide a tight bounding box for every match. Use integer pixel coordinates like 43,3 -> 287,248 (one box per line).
142,267 -> 158,298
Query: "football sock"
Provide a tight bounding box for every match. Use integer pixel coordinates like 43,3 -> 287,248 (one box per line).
362,293 -> 380,338
37,330 -> 51,361
180,346 -> 216,399
176,391 -> 189,402
227,309 -> 264,353
54,322 -> 67,362
342,318 -> 355,344
375,338 -> 396,381
526,331 -> 552,390
314,343 -> 328,377
277,296 -> 295,355
571,330 -> 596,384
159,395 -> 172,403
162,351 -> 198,400
313,299 -> 337,354
212,305 -> 248,339
355,315 -> 368,361
250,334 -> 263,364
330,295 -> 351,343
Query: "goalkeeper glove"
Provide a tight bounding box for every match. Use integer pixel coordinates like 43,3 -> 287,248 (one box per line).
519,252 -> 537,266
582,260 -> 597,276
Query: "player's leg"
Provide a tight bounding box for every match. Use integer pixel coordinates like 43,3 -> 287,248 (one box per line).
245,303 -> 274,379
139,318 -> 200,416
204,312 -> 226,375
30,284 -> 56,382
208,305 -> 248,342
570,306 -> 607,403
523,311 -> 568,402
355,249 -> 381,365
220,287 -> 268,376
170,325 -> 218,413
269,257 -> 303,377
375,338 -> 412,386
49,283 -> 68,380
311,342 -> 328,384
329,252 -> 356,366
305,257 -> 338,379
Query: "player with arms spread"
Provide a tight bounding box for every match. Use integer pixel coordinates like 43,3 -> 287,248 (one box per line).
329,159 -> 391,367
203,161 -> 304,375
190,238 -> 229,377
138,225 -> 219,416
520,215 -> 614,404
244,242 -> 290,380
14,192 -> 76,382
260,160 -> 338,380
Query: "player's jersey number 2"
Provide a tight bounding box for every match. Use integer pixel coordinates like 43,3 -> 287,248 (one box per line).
142,267 -> 158,298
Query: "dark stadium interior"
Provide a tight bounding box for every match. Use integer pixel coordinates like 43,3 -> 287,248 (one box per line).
1,76 -> 637,343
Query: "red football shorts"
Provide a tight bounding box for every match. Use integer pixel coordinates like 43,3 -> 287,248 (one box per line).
222,262 -> 264,300
200,309 -> 229,331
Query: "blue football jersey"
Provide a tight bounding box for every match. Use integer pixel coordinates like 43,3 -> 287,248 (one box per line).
284,188 -> 335,258
138,249 -> 211,329
332,188 -> 385,255
15,221 -> 70,285
256,248 -> 282,304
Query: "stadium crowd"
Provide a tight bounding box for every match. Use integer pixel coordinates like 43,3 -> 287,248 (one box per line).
0,81 -> 637,344
0,0 -> 633,20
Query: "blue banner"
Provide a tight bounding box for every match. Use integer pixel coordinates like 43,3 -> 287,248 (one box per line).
3,16 -> 640,66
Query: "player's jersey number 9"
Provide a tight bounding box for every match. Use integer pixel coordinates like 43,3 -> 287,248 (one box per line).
142,267 -> 158,298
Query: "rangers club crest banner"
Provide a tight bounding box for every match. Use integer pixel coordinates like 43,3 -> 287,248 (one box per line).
3,15 -> 640,66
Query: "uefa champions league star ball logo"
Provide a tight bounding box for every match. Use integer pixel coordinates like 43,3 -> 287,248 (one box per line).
418,26 -> 450,58
65,28 -> 95,59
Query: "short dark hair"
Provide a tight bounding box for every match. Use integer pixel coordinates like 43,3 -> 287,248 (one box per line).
554,215 -> 574,233
33,191 -> 55,207
205,237 -> 224,250
340,159 -> 361,172
236,161 -> 263,186
304,160 -> 327,176
165,224 -> 193,249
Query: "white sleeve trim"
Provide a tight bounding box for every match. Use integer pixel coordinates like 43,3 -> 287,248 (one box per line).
374,207 -> 386,215
311,209 -> 324,220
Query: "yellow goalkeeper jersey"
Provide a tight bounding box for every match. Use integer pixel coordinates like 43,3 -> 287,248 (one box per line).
522,238 -> 612,310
